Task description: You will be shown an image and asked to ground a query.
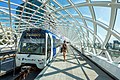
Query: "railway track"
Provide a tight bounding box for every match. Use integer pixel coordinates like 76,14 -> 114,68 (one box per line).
1,65 -> 42,80
14,66 -> 41,80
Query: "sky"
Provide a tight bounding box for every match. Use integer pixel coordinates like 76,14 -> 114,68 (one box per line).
0,0 -> 119,43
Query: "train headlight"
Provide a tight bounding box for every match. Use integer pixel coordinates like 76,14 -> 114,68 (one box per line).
38,59 -> 44,64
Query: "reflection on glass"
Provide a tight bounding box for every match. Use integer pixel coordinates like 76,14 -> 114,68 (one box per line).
94,6 -> 111,25
97,25 -> 107,42
114,9 -> 120,34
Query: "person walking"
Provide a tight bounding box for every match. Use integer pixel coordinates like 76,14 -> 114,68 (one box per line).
62,40 -> 67,61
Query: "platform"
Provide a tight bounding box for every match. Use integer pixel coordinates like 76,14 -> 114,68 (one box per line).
35,46 -> 113,80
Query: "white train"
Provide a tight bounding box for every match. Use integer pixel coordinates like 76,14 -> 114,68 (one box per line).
15,28 -> 61,69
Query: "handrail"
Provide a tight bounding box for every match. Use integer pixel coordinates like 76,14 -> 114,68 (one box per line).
0,54 -> 16,60
0,50 -> 16,56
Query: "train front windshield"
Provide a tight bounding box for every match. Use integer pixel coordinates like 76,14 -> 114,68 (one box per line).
19,32 -> 45,55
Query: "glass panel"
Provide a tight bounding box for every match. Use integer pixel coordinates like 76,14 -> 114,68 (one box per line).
94,6 -> 111,25
89,32 -> 93,42
0,1 -> 10,27
0,1 -> 8,7
78,6 -> 92,18
94,39 -> 101,49
94,39 -> 102,54
76,18 -> 84,25
8,0 -> 23,5
71,0 -> 86,4
91,0 -> 111,1
66,8 -> 78,15
50,0 -> 60,9
60,10 -> 67,15
56,0 -> 70,6
82,27 -> 87,33
106,35 -> 120,63
97,25 -> 107,41
88,39 -> 93,53
67,17 -> 74,22
106,35 -> 120,50
114,9 -> 120,34
86,20 -> 94,31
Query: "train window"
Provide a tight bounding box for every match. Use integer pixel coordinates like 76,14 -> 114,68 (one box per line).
47,35 -> 51,60
19,38 -> 45,55
53,38 -> 61,47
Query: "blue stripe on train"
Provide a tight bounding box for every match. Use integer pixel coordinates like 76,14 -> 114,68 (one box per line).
52,35 -> 56,57
53,47 -> 56,57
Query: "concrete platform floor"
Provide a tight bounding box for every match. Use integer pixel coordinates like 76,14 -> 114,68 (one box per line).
36,46 -> 113,80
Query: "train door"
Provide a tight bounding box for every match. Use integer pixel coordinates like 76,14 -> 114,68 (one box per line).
46,34 -> 51,63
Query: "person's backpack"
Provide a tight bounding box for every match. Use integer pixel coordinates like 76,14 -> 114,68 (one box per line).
60,47 -> 63,53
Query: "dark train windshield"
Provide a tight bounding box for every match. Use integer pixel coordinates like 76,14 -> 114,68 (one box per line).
19,38 -> 45,55
19,29 -> 46,55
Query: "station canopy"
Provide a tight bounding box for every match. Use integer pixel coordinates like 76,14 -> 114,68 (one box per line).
0,0 -> 120,63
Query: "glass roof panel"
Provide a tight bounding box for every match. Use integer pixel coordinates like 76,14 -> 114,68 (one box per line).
114,9 -> 120,34
66,8 -> 78,15
91,0 -> 111,1
97,25 -> 107,41
0,0 -> 120,56
0,1 -> 8,7
7,0 -> 23,5
50,0 -> 60,9
60,10 -> 67,15
56,0 -> 70,6
86,20 -> 94,31
76,18 -> 84,25
94,6 -> 111,25
78,6 -> 92,18
82,27 -> 87,33
71,0 -> 86,4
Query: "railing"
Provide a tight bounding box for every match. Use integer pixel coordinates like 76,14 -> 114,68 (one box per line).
72,45 -> 120,63
0,50 -> 17,76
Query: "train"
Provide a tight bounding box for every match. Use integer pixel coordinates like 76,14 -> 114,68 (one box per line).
15,28 -> 61,69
